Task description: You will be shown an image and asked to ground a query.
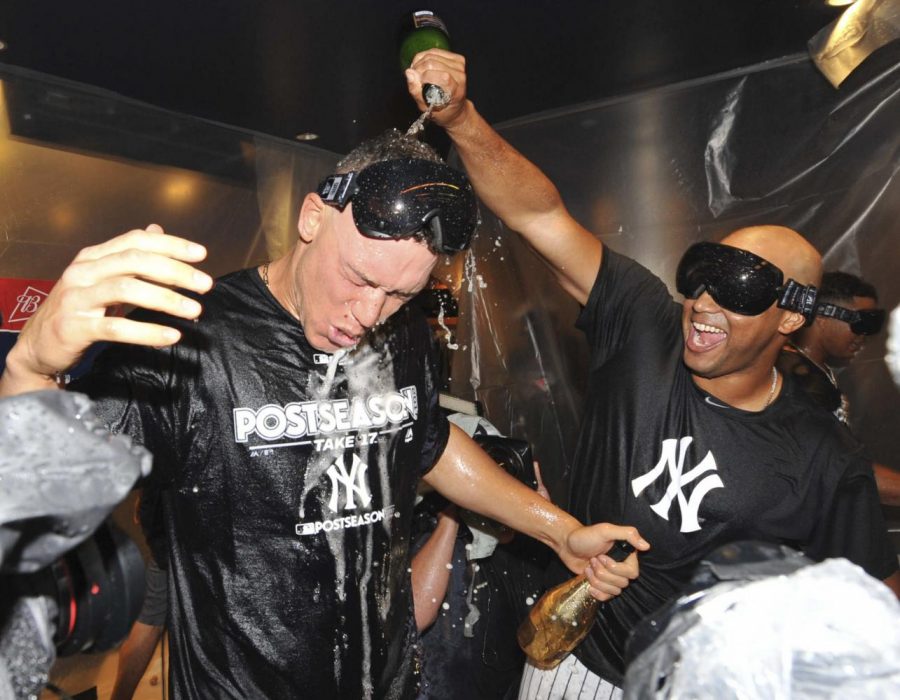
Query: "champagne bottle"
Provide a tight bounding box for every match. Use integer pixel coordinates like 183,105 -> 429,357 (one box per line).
399,10 -> 450,70
517,541 -> 635,669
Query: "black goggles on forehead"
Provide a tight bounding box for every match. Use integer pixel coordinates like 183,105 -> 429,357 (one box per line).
317,158 -> 479,254
816,303 -> 885,335
676,242 -> 818,323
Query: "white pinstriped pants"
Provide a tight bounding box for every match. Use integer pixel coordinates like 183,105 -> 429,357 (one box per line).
518,655 -> 623,700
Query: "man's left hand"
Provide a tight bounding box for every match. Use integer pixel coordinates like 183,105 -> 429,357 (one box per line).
563,524 -> 649,601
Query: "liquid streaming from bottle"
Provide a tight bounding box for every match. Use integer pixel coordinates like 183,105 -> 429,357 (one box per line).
406,84 -> 449,136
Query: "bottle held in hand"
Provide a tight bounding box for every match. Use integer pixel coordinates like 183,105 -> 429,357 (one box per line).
399,10 -> 450,70
517,541 -> 635,669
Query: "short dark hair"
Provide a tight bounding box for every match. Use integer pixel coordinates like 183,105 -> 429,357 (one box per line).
336,129 -> 443,173
818,271 -> 878,304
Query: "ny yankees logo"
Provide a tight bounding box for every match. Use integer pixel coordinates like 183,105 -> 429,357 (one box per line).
631,437 -> 723,533
326,454 -> 373,513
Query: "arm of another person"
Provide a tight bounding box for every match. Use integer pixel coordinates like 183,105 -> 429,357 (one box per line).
410,504 -> 460,632
422,424 -> 650,601
0,225 -> 212,398
406,50 -> 602,306
873,463 -> 900,507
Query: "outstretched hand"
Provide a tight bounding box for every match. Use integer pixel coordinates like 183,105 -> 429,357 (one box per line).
1,224 -> 213,396
405,49 -> 469,129
563,523 -> 650,602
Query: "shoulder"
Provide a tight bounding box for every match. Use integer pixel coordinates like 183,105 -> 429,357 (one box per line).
200,268 -> 260,311
776,383 -> 864,476
388,298 -> 433,342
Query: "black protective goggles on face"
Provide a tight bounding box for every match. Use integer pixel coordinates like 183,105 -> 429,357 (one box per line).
317,158 -> 479,254
815,303 -> 885,335
676,242 -> 818,323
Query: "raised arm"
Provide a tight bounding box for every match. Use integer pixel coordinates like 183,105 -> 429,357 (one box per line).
406,50 -> 602,305
0,225 -> 213,398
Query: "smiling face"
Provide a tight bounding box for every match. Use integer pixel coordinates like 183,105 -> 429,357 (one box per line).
290,196 -> 438,353
681,226 -> 821,390
818,295 -> 878,367
682,291 -> 789,379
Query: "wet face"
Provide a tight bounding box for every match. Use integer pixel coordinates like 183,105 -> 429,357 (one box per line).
682,291 -> 786,379
295,204 -> 438,353
819,295 -> 878,367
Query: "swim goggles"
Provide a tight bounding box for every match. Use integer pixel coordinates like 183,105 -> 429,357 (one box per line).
815,303 -> 885,335
317,158 -> 479,254
676,242 -> 818,323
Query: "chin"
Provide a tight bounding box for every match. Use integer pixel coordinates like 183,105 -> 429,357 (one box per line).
683,351 -> 725,380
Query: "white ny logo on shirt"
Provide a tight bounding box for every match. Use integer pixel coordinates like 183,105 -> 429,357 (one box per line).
631,437 -> 724,533
326,454 -> 374,513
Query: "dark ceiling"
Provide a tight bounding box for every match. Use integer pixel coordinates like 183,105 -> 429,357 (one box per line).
0,1 -> 846,156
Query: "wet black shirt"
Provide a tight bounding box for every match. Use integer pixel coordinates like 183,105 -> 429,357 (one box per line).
552,250 -> 897,686
74,268 -> 449,699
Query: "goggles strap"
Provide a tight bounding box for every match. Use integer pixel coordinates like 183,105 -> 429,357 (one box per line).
318,172 -> 358,208
778,280 -> 817,325
427,214 -> 445,253
815,302 -> 856,324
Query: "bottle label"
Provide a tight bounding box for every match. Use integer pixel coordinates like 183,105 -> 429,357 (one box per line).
412,10 -> 450,37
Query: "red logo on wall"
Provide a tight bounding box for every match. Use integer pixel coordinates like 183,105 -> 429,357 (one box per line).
0,278 -> 56,332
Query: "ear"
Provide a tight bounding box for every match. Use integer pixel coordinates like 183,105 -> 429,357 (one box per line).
297,192 -> 326,243
777,309 -> 807,336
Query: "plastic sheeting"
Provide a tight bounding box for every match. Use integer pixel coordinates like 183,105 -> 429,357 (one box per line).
623,553 -> 900,698
446,42 -> 900,503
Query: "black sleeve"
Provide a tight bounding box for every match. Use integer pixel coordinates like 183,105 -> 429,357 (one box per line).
575,249 -> 681,369
70,311 -> 199,487
410,307 -> 450,476
805,455 -> 898,580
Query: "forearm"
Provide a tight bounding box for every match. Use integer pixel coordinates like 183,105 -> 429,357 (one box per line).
883,570 -> 900,599
873,463 -> 900,507
423,425 -> 581,560
445,102 -> 563,232
443,101 -> 601,303
0,344 -> 58,397
410,511 -> 459,631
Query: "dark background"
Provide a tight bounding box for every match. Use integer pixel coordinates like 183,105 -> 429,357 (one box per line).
0,1 -> 847,154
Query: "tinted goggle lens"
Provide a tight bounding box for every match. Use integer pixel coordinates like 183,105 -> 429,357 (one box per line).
851,309 -> 885,335
675,242 -> 784,315
318,158 -> 478,254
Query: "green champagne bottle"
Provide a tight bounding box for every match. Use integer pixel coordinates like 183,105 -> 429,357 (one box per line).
399,10 -> 450,70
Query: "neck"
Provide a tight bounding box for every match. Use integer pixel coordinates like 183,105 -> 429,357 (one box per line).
694,365 -> 780,411
261,255 -> 302,322
791,335 -> 826,367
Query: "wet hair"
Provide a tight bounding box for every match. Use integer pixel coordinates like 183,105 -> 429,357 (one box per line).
818,271 -> 878,305
336,129 -> 443,173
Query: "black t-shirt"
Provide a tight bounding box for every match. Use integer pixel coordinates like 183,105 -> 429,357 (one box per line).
73,268 -> 450,699
552,250 -> 897,685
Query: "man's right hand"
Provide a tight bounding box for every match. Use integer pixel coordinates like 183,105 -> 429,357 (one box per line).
404,49 -> 470,131
403,49 -> 603,306
0,224 -> 213,397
